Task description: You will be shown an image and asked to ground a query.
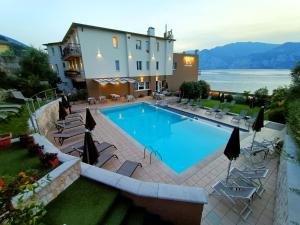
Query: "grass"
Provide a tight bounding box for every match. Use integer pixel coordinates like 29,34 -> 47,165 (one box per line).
0,100 -> 48,137
0,143 -> 49,179
191,99 -> 260,116
42,177 -> 119,225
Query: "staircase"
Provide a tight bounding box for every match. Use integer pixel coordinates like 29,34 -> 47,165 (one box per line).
43,177 -> 173,225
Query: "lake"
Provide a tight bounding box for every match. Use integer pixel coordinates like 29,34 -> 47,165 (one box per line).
199,69 -> 291,93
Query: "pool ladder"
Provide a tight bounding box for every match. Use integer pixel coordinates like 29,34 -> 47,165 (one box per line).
143,145 -> 162,164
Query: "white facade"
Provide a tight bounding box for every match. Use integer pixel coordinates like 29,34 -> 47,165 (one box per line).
45,23 -> 174,91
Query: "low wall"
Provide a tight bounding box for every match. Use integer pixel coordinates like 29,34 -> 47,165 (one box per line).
28,100 -> 59,136
274,134 -> 300,225
12,134 -> 80,207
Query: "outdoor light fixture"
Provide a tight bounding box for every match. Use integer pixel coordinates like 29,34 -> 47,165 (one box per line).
128,53 -> 132,59
151,53 -> 155,60
155,76 -> 159,81
96,49 -> 102,59
140,77 -> 144,82
168,56 -> 172,61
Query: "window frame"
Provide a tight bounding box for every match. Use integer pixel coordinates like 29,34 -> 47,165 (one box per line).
135,81 -> 150,90
115,60 -> 120,71
156,61 -> 159,70
112,34 -> 118,48
173,62 -> 177,70
156,42 -> 159,51
146,61 -> 150,70
136,61 -> 142,70
136,40 -> 142,50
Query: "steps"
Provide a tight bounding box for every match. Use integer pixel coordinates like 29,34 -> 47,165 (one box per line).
43,177 -> 173,225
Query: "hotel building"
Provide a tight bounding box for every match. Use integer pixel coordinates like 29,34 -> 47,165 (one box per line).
44,23 -> 198,97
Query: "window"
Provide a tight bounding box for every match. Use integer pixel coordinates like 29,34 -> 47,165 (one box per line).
51,47 -> 55,56
145,41 -> 150,53
173,62 -> 177,70
135,81 -> 150,90
136,40 -> 142,50
115,60 -> 120,71
156,61 -> 159,70
146,61 -> 150,70
136,61 -> 142,70
156,42 -> 159,51
112,35 -> 118,48
63,62 -> 66,68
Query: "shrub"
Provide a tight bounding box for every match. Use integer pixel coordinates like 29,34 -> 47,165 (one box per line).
271,86 -> 288,108
225,94 -> 233,102
287,99 -> 300,146
290,61 -> 300,98
254,87 -> 269,106
268,108 -> 286,124
0,88 -> 9,101
68,89 -> 88,101
179,81 -> 210,99
211,93 -> 220,100
233,95 -> 246,104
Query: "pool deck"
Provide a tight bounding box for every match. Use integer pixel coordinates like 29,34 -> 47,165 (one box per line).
50,97 -> 285,225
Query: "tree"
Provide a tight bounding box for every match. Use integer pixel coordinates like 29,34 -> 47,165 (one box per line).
290,62 -> 300,98
179,81 -> 210,99
254,87 -> 269,106
17,47 -> 59,96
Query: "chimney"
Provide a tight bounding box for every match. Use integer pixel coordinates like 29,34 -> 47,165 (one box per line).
147,27 -> 155,36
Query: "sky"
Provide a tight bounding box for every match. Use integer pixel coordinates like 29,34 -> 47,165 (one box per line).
1,0 -> 300,52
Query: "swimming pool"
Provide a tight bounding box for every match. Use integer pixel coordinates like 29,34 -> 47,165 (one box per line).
101,102 -> 231,173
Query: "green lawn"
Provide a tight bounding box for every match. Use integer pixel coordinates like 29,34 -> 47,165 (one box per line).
0,100 -> 48,137
0,143 -> 49,179
43,177 -> 119,225
196,99 -> 260,117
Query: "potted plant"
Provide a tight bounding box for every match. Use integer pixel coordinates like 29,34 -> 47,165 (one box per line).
0,133 -> 12,149
27,144 -> 44,156
19,134 -> 34,148
40,153 -> 59,168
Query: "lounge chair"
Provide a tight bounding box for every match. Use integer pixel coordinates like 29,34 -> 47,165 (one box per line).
253,137 -> 280,152
205,104 -> 219,115
94,152 -> 119,167
178,99 -> 188,107
230,100 -> 236,106
0,104 -> 22,109
231,110 -> 248,123
215,108 -> 229,118
211,180 -> 256,220
116,160 -> 142,177
245,112 -> 258,129
11,91 -> 29,101
66,113 -> 83,120
55,120 -> 84,132
182,100 -> 190,109
229,167 -> 268,197
53,127 -> 86,145
241,145 -> 270,162
57,117 -> 83,125
61,140 -> 117,156
0,109 -> 19,114
0,114 -> 8,120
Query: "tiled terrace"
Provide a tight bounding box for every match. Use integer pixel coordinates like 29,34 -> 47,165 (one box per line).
49,97 -> 285,225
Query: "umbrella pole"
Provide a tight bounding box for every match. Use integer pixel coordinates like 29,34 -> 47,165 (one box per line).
226,160 -> 232,183
251,131 -> 257,151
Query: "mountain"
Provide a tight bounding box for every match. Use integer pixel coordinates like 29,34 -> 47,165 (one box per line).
186,42 -> 300,69
0,34 -> 28,56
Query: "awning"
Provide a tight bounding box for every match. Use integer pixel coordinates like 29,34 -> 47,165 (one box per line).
94,78 -> 136,85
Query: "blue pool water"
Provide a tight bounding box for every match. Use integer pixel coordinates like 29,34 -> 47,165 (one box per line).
101,103 -> 231,173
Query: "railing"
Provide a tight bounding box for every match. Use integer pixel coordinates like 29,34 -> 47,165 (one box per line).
26,88 -> 59,133
62,43 -> 81,60
143,145 -> 162,164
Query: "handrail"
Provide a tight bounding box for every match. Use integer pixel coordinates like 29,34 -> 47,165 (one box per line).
143,145 -> 162,164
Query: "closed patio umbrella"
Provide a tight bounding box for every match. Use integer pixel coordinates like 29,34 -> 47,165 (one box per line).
224,127 -> 240,181
82,130 -> 99,165
58,101 -> 68,121
251,106 -> 264,150
61,96 -> 69,109
85,108 -> 96,131
220,93 -> 225,103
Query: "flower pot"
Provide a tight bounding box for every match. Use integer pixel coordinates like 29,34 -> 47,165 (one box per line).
50,158 -> 59,168
0,133 -> 12,149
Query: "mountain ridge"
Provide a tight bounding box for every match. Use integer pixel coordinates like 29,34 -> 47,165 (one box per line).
185,42 -> 300,69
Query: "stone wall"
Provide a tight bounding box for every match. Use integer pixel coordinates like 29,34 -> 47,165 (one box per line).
274,134 -> 300,225
11,134 -> 81,208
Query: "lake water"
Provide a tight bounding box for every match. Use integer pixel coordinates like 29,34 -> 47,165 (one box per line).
199,69 -> 291,93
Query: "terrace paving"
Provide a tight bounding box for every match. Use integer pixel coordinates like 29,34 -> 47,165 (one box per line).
50,97 -> 285,225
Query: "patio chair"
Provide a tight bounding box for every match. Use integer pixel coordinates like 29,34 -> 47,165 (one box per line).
52,127 -> 86,145
211,180 -> 256,220
231,110 -> 248,123
61,140 -> 117,156
116,160 -> 142,177
0,104 -> 22,109
126,95 -> 135,102
229,167 -> 268,197
215,108 -> 229,118
205,104 -> 219,115
0,109 -> 19,114
245,112 -> 258,129
55,120 -> 84,132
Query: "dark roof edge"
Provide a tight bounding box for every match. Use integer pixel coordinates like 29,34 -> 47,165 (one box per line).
43,41 -> 62,46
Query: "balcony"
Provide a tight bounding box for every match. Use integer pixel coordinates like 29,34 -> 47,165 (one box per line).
62,43 -> 81,61
64,69 -> 85,82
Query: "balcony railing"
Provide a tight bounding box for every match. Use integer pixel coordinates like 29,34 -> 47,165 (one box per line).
62,43 -> 81,60
64,69 -> 85,82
